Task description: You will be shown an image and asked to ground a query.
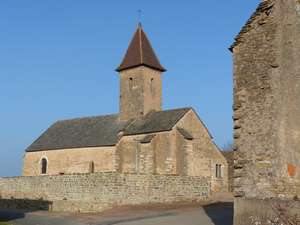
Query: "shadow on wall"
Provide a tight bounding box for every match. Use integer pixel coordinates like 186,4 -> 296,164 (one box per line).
203,202 -> 233,225
0,198 -> 52,221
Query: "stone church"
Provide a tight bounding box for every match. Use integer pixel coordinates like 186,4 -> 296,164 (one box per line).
23,24 -> 228,192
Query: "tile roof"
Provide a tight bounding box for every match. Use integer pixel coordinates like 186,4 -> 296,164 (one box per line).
123,108 -> 191,136
26,108 -> 191,152
116,23 -> 166,72
26,114 -> 130,152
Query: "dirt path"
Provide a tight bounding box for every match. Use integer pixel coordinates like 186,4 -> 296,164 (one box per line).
0,202 -> 233,225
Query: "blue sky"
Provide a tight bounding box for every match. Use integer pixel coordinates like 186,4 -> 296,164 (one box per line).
0,0 -> 260,177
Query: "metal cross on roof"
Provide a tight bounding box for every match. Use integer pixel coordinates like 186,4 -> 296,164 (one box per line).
138,9 -> 142,25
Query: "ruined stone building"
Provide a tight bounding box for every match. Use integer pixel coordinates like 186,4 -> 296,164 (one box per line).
231,0 -> 300,224
22,24 -> 228,192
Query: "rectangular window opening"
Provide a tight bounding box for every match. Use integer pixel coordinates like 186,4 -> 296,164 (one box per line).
216,164 -> 222,178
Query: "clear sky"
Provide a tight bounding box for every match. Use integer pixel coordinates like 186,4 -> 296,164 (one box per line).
0,0 -> 260,177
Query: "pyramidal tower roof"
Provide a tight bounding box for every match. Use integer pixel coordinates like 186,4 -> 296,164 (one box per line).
116,23 -> 166,72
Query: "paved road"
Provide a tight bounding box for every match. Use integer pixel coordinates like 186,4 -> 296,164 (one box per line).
0,202 -> 233,225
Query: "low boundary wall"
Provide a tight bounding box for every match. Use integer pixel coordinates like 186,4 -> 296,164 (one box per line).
0,172 -> 210,212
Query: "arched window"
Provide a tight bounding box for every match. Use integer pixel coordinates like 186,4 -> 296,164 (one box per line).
41,158 -> 48,175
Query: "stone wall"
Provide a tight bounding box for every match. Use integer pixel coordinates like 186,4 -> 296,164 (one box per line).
232,0 -> 300,224
119,66 -> 162,120
222,151 -> 234,192
175,110 -> 229,192
115,109 -> 228,192
0,173 -> 210,213
233,0 -> 278,199
233,0 -> 300,198
22,109 -> 228,194
23,147 -> 116,176
116,131 -> 177,175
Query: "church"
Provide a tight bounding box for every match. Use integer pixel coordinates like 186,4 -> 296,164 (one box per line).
23,24 -> 228,192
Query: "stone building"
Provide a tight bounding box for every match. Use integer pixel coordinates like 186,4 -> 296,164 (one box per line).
222,151 -> 234,192
231,0 -> 300,224
23,24 -> 228,192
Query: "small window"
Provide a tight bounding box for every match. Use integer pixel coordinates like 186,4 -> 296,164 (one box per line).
128,77 -> 133,90
89,161 -> 95,173
41,158 -> 48,175
216,164 -> 222,178
150,78 -> 154,95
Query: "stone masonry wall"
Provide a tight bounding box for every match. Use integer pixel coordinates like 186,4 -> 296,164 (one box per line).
233,0 -> 278,199
116,131 -> 177,175
115,109 -> 228,193
23,147 -> 116,176
222,151 -> 234,192
0,172 -> 210,213
233,0 -> 300,200
119,66 -> 162,120
233,0 -> 300,224
175,110 -> 229,192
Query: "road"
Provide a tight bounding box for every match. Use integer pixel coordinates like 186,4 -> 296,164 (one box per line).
0,202 -> 233,225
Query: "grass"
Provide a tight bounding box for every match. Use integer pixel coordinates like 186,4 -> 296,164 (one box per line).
0,219 -> 11,225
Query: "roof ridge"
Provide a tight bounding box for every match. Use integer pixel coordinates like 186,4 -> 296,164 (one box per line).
139,26 -> 143,64
123,108 -> 192,136
156,107 -> 192,113
168,108 -> 191,130
55,113 -> 120,123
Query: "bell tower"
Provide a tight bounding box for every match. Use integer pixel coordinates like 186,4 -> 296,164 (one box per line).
116,24 -> 166,120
